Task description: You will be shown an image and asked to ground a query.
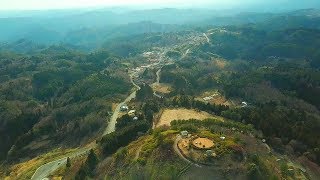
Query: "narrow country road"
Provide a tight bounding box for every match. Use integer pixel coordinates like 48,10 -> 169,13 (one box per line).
31,51 -> 167,179
181,49 -> 190,59
203,33 -> 210,43
152,61 -> 174,99
31,75 -> 141,180
31,146 -> 92,180
155,68 -> 161,85
31,159 -> 67,180
153,68 -> 163,98
103,76 -> 140,135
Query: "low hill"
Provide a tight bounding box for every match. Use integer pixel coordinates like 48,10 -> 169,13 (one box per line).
85,118 -> 315,179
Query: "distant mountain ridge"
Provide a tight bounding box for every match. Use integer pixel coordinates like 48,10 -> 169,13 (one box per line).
0,8 -> 319,49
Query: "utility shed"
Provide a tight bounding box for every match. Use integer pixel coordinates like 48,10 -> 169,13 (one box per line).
120,105 -> 129,111
128,110 -> 136,116
180,131 -> 188,137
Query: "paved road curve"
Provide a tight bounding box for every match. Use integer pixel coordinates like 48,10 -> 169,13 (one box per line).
31,147 -> 91,180
103,75 -> 140,135
31,76 -> 140,180
103,91 -> 137,135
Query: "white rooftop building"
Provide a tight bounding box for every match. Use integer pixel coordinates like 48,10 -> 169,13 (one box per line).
128,110 -> 136,116
241,101 -> 248,107
120,105 -> 129,111
180,131 -> 188,137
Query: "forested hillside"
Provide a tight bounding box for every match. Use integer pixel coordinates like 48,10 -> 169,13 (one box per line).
159,23 -> 320,165
0,47 -> 131,162
1,7 -> 320,180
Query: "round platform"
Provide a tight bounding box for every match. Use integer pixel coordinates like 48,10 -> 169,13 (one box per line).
192,137 -> 214,149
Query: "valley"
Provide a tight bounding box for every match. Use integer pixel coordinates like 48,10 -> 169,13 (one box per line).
0,6 -> 320,180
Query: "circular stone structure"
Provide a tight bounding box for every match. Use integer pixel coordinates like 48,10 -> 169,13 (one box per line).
192,137 -> 214,149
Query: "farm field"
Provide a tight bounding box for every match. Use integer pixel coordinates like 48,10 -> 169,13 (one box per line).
155,108 -> 222,128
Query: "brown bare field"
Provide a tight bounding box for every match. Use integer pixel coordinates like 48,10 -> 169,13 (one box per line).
196,90 -> 234,106
151,83 -> 172,94
178,139 -> 191,156
155,108 -> 215,128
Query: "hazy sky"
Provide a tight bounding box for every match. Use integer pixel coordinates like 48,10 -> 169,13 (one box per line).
0,0 -> 319,10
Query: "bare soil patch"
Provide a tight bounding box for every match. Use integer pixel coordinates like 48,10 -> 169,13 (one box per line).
192,138 -> 215,149
155,108 -> 214,128
152,83 -> 172,94
196,90 -> 233,106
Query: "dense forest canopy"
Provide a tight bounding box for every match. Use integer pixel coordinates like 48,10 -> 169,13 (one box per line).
1,6 -> 320,180
0,47 -> 132,161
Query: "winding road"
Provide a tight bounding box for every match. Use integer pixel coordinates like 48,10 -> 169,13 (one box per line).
181,49 -> 190,59
31,75 -> 141,180
152,68 -> 163,98
203,33 -> 210,44
31,50 -> 172,179
28,34 -> 208,180
103,75 -> 140,135
31,146 -> 92,180
30,52 -> 175,179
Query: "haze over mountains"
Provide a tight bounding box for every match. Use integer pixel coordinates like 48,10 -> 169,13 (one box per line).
1,0 -> 320,11
1,1 -> 320,179
0,0 -> 319,48
0,8 -> 319,50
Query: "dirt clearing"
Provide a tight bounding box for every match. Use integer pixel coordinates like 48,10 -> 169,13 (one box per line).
196,90 -> 234,106
192,138 -> 215,149
155,108 -> 216,128
152,83 -> 172,94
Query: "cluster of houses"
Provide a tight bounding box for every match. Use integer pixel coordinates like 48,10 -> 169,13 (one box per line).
202,93 -> 219,101
120,105 -> 138,121
180,130 -> 190,138
143,51 -> 157,59
241,101 -> 248,108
